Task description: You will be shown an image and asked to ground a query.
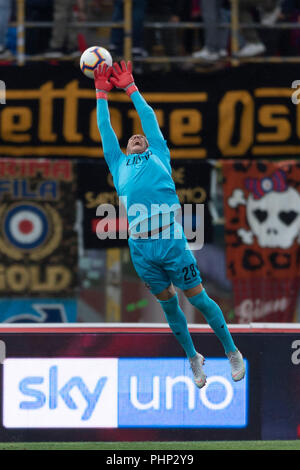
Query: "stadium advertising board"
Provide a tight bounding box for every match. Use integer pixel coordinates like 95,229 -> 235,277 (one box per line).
0,299 -> 77,323
3,357 -> 247,429
1,328 -> 300,441
0,63 -> 299,159
0,329 -> 261,441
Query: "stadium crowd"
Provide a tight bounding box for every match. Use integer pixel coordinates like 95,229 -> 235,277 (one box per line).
0,0 -> 300,61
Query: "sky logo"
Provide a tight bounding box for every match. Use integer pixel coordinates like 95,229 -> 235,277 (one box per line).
3,358 -> 118,428
19,366 -> 107,420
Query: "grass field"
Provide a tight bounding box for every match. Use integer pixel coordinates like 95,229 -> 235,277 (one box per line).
0,441 -> 299,450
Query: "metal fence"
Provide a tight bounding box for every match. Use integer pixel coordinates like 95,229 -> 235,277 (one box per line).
10,0 -> 300,66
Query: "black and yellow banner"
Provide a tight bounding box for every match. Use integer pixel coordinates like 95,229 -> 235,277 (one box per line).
0,63 -> 300,159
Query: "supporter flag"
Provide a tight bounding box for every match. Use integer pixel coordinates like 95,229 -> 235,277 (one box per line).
223,160 -> 300,323
0,159 -> 78,297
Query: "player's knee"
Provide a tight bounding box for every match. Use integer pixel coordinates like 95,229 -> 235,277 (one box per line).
183,283 -> 204,298
155,284 -> 176,301
186,287 -> 212,309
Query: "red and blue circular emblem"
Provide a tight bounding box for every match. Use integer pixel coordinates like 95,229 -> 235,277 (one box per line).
4,204 -> 49,250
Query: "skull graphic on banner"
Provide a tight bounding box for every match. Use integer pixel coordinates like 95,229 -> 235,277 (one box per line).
223,161 -> 300,323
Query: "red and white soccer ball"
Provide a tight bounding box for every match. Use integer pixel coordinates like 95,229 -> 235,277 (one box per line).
80,46 -> 113,79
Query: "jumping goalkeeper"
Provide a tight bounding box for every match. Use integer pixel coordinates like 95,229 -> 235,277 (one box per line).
94,60 -> 245,388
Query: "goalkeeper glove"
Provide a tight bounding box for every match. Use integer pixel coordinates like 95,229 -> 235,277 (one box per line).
94,63 -> 113,99
110,60 -> 138,97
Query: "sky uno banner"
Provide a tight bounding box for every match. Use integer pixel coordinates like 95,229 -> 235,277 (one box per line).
3,357 -> 248,428
0,328 -> 257,440
0,159 -> 78,296
0,329 -> 299,440
0,63 -> 300,159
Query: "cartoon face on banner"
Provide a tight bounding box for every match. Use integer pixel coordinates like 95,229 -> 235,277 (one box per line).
223,161 -> 300,279
228,169 -> 300,249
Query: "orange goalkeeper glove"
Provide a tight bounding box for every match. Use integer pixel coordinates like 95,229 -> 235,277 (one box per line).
94,63 -> 113,99
110,60 -> 138,97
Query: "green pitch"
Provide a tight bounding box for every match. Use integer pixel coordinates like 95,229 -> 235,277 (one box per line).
0,441 -> 299,450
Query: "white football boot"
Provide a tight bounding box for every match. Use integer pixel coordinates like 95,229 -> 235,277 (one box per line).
227,349 -> 246,382
189,352 -> 207,389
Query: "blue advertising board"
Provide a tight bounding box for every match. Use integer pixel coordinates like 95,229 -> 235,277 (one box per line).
2,328 -> 294,441
118,358 -> 248,428
0,299 -> 77,323
2,357 -> 248,429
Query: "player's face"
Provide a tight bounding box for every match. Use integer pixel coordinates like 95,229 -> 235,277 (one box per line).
126,134 -> 148,155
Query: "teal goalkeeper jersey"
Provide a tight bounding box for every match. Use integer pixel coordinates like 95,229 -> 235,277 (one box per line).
96,90 -> 180,231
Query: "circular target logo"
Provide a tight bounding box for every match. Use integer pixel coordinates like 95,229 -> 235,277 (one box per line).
4,204 -> 49,250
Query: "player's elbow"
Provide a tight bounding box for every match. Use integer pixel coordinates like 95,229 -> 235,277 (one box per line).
141,106 -> 157,126
144,105 -> 155,117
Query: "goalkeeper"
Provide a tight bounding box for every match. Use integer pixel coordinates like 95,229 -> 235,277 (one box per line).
94,61 -> 245,388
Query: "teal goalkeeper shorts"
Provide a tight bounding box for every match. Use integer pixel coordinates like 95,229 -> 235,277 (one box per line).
128,221 -> 202,295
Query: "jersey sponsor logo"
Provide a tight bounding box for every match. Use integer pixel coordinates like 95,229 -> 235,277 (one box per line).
126,150 -> 152,167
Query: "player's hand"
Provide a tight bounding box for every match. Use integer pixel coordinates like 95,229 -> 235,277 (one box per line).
110,60 -> 138,97
94,63 -> 113,96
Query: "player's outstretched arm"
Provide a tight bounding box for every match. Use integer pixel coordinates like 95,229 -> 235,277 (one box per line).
94,63 -> 122,169
110,61 -> 166,150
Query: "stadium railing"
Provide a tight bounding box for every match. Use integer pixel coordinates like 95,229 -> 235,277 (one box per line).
10,0 -> 300,66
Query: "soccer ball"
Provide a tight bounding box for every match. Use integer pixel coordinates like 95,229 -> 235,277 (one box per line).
80,46 -> 113,79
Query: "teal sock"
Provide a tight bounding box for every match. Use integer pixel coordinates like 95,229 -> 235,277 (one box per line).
158,294 -> 197,359
188,289 -> 236,354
